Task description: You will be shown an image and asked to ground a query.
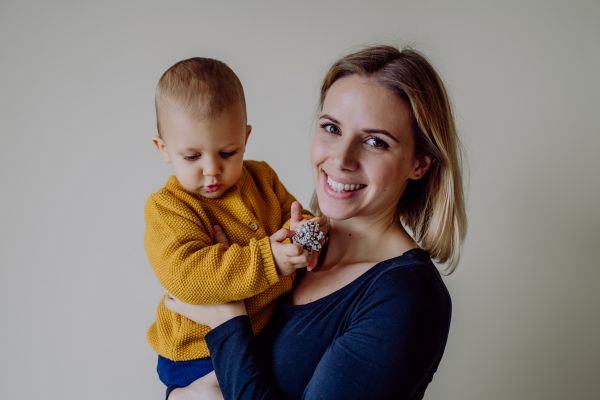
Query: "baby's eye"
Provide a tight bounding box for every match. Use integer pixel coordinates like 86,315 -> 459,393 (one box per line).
321,123 -> 340,135
184,154 -> 200,161
220,151 -> 237,159
365,137 -> 389,149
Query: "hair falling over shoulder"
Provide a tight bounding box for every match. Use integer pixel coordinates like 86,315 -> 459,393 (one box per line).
311,45 -> 467,274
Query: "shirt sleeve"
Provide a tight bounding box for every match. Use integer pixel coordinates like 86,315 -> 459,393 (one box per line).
144,193 -> 280,305
206,316 -> 284,400
205,265 -> 451,400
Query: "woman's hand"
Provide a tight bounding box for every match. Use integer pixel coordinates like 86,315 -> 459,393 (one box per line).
168,371 -> 223,400
163,290 -> 246,329
162,224 -> 247,329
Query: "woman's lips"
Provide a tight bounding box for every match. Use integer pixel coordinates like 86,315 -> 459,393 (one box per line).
327,175 -> 365,192
205,184 -> 221,193
322,172 -> 364,199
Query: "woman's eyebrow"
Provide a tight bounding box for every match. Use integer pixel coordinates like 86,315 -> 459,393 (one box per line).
363,128 -> 399,143
319,114 -> 339,123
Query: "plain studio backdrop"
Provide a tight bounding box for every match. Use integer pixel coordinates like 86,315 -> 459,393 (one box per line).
1,1 -> 599,399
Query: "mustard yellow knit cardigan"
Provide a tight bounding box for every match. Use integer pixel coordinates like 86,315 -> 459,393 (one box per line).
145,160 -> 311,361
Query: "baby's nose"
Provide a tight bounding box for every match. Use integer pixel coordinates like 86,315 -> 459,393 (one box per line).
202,161 -> 221,176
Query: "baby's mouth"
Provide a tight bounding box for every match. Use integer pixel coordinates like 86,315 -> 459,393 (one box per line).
205,184 -> 220,193
326,175 -> 364,193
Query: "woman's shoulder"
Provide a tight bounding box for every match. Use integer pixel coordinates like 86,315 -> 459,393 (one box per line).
369,248 -> 446,281
359,248 -> 452,311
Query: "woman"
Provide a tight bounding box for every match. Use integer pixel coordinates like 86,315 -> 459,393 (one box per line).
165,45 -> 467,400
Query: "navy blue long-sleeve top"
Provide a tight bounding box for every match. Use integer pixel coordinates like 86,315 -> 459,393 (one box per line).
205,248 -> 451,400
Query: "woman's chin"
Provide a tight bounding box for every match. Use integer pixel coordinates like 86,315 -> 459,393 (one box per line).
317,201 -> 355,222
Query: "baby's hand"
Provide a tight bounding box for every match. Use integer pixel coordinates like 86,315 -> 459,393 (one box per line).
289,201 -> 328,271
270,228 -> 310,276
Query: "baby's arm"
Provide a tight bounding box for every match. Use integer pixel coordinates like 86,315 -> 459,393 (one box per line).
214,223 -> 312,278
145,193 -> 283,305
267,165 -> 328,269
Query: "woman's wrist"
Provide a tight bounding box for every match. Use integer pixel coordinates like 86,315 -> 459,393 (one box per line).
206,315 -> 251,343
211,301 -> 248,329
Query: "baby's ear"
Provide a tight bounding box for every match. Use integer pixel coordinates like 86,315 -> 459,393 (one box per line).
152,135 -> 171,163
244,125 -> 252,145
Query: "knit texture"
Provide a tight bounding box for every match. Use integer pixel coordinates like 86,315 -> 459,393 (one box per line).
145,160 -> 313,361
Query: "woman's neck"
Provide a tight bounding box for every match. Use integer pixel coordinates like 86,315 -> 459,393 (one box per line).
290,212 -> 418,305
320,213 -> 417,271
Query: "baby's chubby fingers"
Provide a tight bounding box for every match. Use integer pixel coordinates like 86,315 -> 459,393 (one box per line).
289,249 -> 311,264
212,225 -> 230,249
307,250 -> 320,272
270,228 -> 296,243
290,201 -> 304,224
283,242 -> 304,257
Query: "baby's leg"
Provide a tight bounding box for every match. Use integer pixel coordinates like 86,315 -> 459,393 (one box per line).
158,356 -> 215,399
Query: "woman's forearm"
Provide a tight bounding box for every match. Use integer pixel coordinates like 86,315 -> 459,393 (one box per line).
205,316 -> 283,400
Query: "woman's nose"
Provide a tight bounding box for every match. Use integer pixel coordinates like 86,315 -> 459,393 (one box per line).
333,139 -> 358,171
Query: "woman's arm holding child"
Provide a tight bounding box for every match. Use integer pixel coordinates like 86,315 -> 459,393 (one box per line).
164,265 -> 451,400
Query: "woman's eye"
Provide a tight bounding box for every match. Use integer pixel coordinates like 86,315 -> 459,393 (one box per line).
321,123 -> 340,135
220,152 -> 236,159
365,137 -> 389,149
184,155 -> 200,161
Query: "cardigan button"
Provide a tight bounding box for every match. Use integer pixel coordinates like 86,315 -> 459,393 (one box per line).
249,223 -> 258,231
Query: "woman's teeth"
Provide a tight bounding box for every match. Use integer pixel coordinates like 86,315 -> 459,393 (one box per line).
327,176 -> 364,192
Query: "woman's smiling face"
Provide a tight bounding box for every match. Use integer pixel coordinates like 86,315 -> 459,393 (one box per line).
311,75 -> 422,223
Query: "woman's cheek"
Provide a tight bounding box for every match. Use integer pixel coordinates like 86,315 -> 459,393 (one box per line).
310,134 -> 327,170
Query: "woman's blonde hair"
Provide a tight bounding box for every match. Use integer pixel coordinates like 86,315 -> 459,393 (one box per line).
310,45 -> 467,274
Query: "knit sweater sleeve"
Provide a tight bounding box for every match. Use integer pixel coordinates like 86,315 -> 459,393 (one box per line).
144,193 -> 279,305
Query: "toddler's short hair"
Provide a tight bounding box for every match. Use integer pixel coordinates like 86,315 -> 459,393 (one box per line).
155,57 -> 246,136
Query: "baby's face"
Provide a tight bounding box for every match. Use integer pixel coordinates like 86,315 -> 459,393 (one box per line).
154,108 -> 251,198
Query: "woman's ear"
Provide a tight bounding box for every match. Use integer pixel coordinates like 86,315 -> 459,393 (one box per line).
153,135 -> 171,163
411,155 -> 434,180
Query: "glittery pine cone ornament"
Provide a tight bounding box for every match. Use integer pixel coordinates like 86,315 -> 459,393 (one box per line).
292,221 -> 325,254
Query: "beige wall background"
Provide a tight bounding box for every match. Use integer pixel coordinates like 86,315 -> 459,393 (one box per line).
1,0 -> 599,399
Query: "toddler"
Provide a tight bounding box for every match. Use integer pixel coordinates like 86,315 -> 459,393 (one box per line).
145,57 -> 321,397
